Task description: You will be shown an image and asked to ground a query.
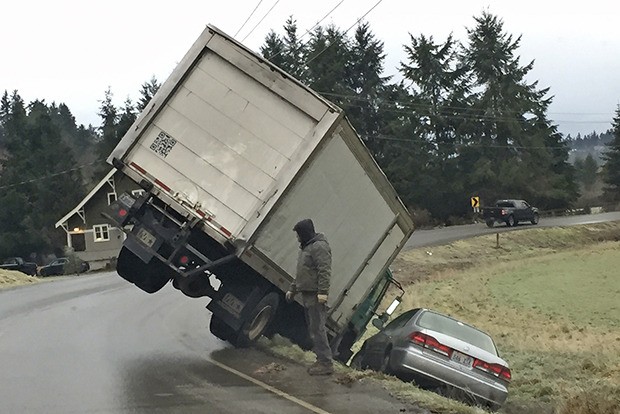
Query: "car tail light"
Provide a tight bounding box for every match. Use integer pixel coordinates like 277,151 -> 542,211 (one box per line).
501,209 -> 508,215
473,359 -> 512,382
409,332 -> 451,357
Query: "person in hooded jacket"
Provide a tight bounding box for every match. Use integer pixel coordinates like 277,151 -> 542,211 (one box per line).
285,218 -> 334,375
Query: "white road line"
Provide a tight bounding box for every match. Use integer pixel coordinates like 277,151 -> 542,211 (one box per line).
208,358 -> 332,414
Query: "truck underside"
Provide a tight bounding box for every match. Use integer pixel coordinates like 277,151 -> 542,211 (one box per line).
106,190 -> 361,361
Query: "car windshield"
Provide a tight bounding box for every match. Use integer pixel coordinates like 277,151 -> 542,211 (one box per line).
496,201 -> 514,207
418,311 -> 497,355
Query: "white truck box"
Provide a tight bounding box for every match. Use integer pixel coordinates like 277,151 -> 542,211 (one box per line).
107,24 -> 413,357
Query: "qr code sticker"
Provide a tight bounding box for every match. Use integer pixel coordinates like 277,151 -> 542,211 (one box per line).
149,131 -> 177,158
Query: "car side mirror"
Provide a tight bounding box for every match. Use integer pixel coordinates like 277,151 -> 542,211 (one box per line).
372,312 -> 388,330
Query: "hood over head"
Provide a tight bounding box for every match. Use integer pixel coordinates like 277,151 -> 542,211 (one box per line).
293,219 -> 316,247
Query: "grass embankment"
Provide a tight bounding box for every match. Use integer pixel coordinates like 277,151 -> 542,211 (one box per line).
261,222 -> 620,414
0,269 -> 40,289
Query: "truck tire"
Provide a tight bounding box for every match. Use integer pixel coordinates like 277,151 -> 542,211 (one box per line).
507,215 -> 515,227
234,292 -> 280,347
209,315 -> 235,341
116,247 -> 172,293
485,219 -> 494,228
531,213 -> 540,225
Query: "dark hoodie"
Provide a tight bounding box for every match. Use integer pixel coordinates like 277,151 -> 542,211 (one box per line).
291,219 -> 332,295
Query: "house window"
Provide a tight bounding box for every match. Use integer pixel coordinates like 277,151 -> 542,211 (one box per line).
107,192 -> 117,205
93,224 -> 110,242
132,189 -> 145,197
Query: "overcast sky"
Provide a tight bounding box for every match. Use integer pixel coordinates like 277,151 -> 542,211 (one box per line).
2,1 -> 618,138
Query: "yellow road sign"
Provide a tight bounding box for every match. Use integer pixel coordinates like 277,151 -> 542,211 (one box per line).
471,196 -> 480,208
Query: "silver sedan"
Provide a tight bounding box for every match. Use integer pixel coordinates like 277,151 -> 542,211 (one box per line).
351,308 -> 510,410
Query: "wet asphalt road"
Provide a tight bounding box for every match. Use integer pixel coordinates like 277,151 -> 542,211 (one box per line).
404,211 -> 620,249
0,273 -> 421,414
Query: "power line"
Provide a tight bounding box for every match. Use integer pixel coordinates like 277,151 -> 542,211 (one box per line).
0,161 -> 102,191
303,0 -> 385,67
235,0 -> 265,38
241,0 -> 282,43
265,0 -> 346,63
318,91 -> 615,124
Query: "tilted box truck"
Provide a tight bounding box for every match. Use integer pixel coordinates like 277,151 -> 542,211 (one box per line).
104,24 -> 414,361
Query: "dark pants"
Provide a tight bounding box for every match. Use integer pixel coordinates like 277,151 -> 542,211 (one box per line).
301,292 -> 332,364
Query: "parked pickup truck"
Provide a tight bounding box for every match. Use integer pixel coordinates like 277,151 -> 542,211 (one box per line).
103,24 -> 414,362
483,199 -> 539,228
0,257 -> 37,275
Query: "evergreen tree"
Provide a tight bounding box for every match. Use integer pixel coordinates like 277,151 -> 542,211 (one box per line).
93,87 -> 119,180
581,153 -> 599,190
260,30 -> 288,69
602,106 -> 620,201
461,12 -> 576,209
0,95 -> 84,257
344,23 -> 391,159
398,33 -> 472,218
137,76 -> 160,112
117,97 -> 137,138
304,24 -> 352,100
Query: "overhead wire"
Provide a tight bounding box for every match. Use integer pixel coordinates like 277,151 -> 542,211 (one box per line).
241,0 -> 282,43
235,0 -> 265,38
303,0 -> 385,67
0,161 -> 102,191
318,91 -> 614,124
265,0 -> 346,62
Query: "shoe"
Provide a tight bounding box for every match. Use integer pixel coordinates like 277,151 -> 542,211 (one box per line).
307,362 -> 333,376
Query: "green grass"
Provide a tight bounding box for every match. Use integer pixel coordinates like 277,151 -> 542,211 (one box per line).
489,247 -> 620,328
262,222 -> 620,414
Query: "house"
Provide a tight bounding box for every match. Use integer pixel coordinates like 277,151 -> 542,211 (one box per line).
55,169 -> 144,270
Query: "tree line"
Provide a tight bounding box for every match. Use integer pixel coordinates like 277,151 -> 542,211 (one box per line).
0,11 -> 619,260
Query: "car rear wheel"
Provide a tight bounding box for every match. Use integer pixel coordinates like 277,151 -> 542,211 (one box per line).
350,348 -> 369,370
485,219 -> 494,228
531,213 -> 539,225
507,215 -> 515,227
380,350 -> 393,375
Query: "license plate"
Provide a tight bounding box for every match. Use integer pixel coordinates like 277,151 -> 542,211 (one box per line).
137,228 -> 156,248
119,192 -> 136,208
451,350 -> 474,368
220,293 -> 243,317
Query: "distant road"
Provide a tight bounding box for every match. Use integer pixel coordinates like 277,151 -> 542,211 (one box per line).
404,211 -> 620,250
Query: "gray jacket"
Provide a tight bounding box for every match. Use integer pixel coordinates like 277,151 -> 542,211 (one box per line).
290,233 -> 331,295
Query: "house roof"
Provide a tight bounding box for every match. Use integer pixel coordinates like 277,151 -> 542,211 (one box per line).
55,168 -> 117,228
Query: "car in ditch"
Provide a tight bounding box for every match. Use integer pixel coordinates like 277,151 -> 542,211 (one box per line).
350,308 -> 510,410
38,257 -> 90,277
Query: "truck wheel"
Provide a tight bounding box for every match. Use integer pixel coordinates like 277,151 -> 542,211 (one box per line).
209,315 -> 235,341
485,219 -> 494,228
234,292 -> 280,347
531,213 -> 540,225
507,215 -> 515,227
116,247 -> 172,293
